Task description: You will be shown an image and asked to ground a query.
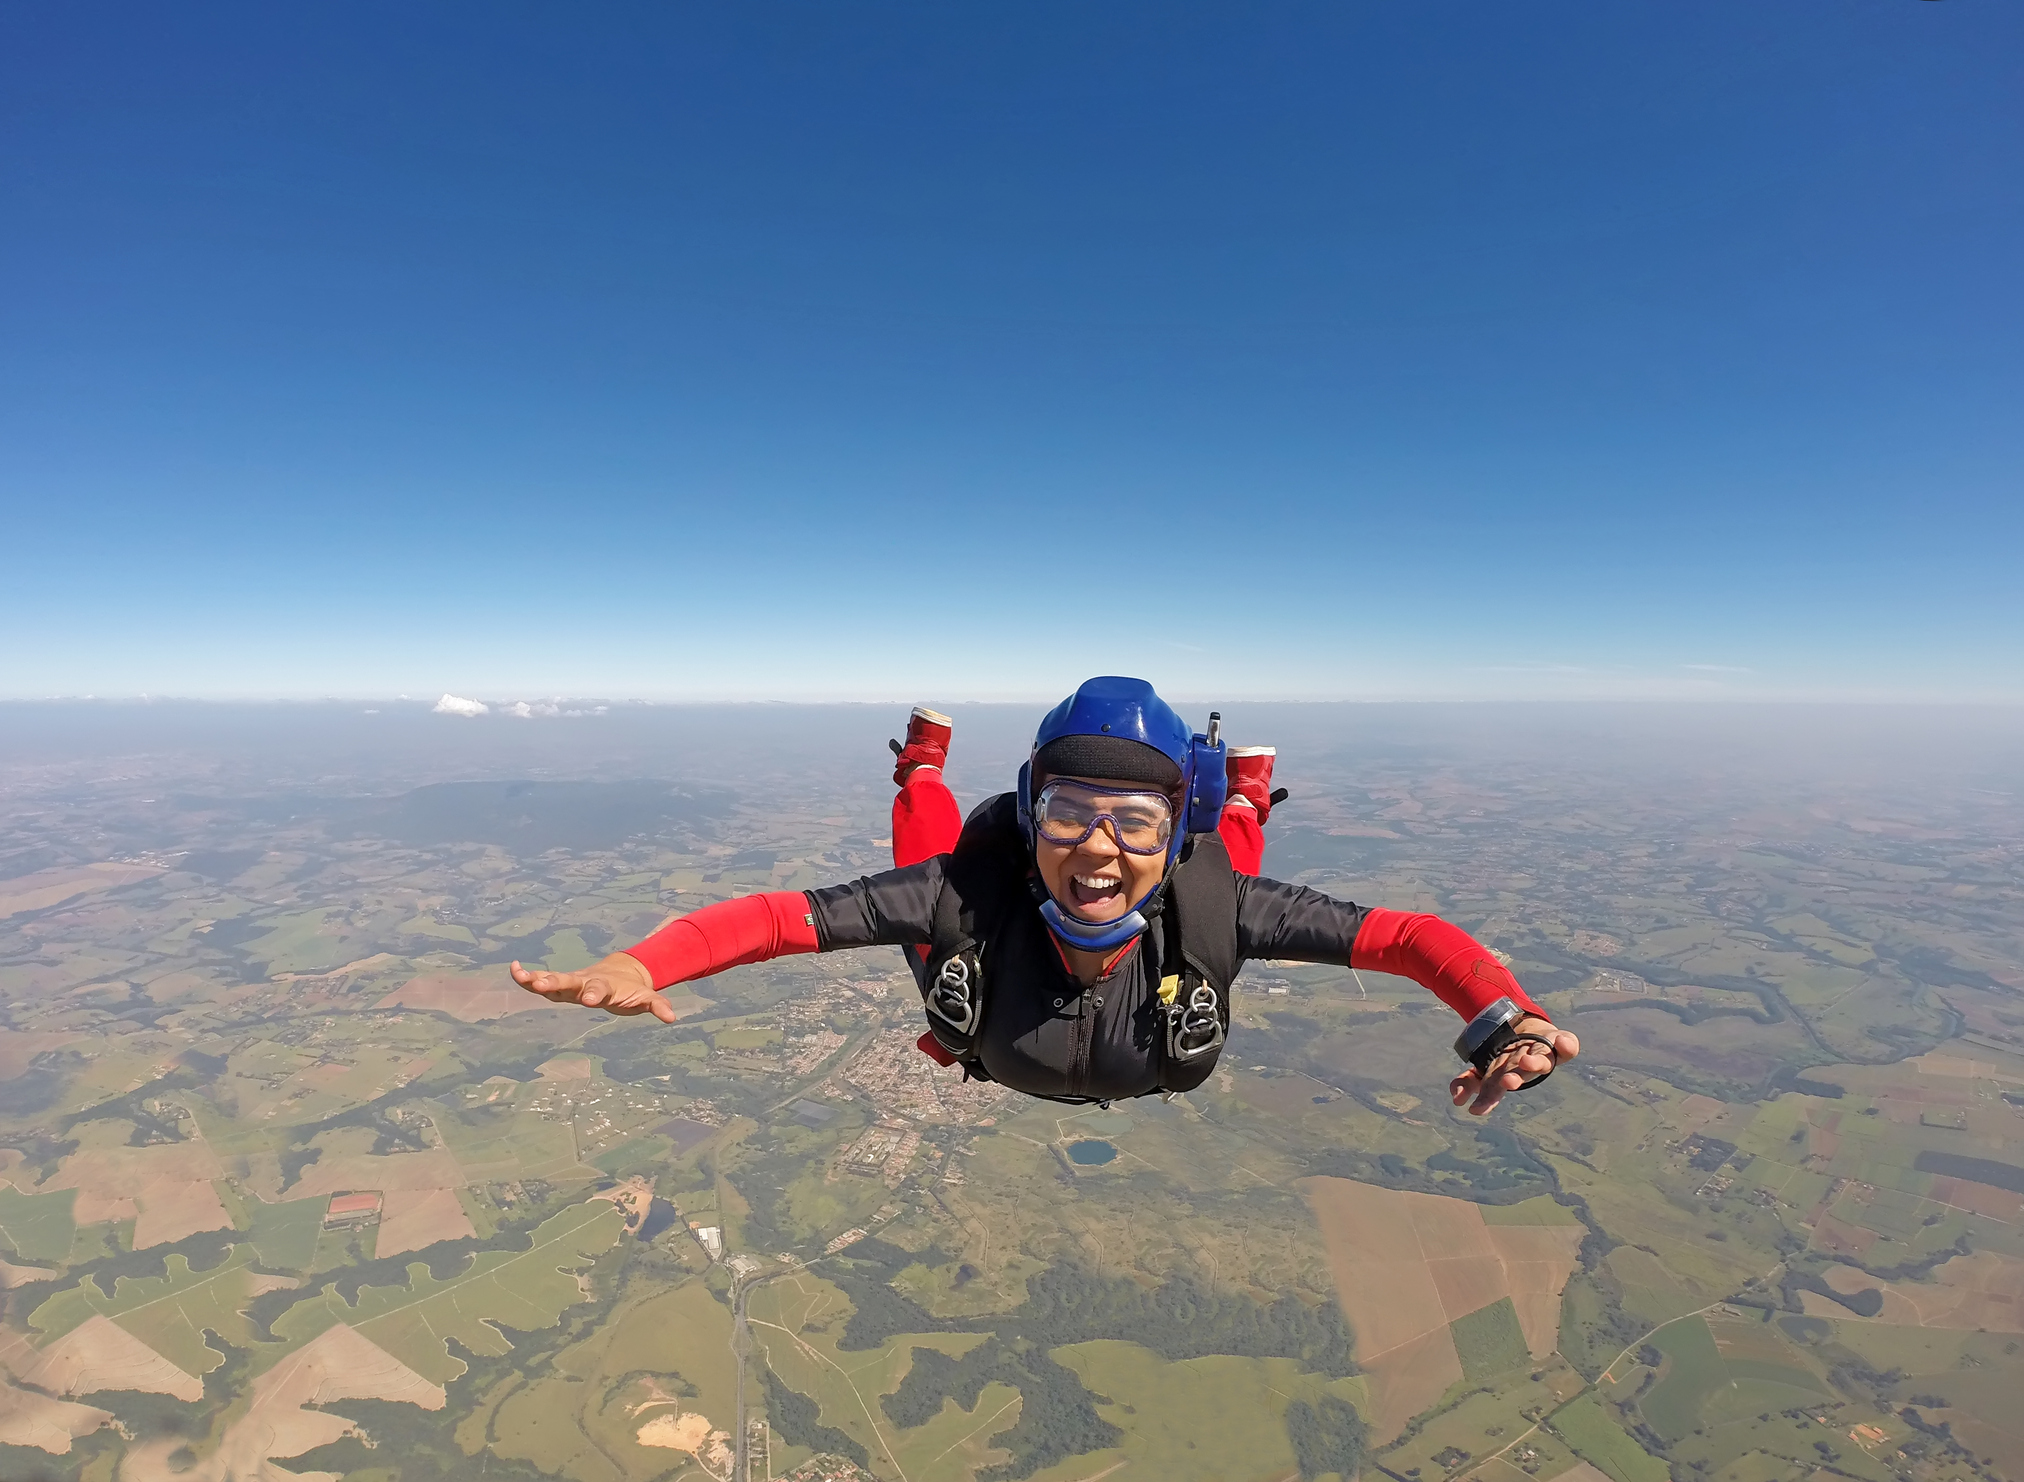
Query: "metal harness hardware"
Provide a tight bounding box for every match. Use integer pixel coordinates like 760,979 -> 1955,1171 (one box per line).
926,953 -> 981,1036
1165,980 -> 1226,1062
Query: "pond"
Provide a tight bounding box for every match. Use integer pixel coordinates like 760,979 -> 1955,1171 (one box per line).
1066,1139 -> 1117,1166
637,1197 -> 681,1242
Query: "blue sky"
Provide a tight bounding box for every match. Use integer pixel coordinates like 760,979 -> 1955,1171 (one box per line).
3,2 -> 2019,703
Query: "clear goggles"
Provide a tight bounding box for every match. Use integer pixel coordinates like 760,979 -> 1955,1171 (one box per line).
1032,779 -> 1176,855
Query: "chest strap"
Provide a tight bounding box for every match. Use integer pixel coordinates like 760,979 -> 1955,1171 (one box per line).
1151,831 -> 1240,1090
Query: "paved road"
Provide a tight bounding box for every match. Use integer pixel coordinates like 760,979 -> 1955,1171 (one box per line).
732,1269 -> 790,1482
733,1278 -> 754,1482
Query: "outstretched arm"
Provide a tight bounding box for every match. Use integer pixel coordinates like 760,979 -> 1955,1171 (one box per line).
510,890 -> 819,1021
1349,907 -> 1543,1018
1350,908 -> 1579,1116
510,855 -> 952,1021
1237,881 -> 1579,1115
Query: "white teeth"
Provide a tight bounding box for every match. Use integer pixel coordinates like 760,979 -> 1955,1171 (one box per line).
1074,875 -> 1121,890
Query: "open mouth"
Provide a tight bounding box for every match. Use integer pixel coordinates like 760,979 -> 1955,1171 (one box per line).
1069,873 -> 1124,909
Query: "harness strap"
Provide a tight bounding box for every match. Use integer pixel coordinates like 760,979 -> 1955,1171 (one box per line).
919,861 -> 984,1060
1153,831 -> 1240,1091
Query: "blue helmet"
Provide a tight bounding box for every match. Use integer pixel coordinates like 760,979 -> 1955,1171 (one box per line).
1017,676 -> 1227,951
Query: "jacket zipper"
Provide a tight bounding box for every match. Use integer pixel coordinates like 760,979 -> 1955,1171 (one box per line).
1065,938 -> 1142,1100
1067,979 -> 1094,1100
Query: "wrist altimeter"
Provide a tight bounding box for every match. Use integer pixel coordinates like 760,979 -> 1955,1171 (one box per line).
1454,996 -> 1557,1090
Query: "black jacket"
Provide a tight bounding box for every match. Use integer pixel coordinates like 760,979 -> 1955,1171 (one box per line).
807,793 -> 1371,1102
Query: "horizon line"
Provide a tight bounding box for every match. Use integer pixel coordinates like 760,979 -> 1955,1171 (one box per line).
5,693 -> 2022,709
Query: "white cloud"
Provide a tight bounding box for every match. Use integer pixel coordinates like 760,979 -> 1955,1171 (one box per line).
505,700 -> 562,718
433,693 -> 489,717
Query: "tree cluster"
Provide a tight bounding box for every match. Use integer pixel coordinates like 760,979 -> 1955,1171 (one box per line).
765,1368 -> 872,1468
1285,1394 -> 1366,1481
1006,1265 -> 1356,1377
839,1253 -> 1363,1479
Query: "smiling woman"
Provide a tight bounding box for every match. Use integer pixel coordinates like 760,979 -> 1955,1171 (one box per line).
1030,778 -> 1176,926
513,677 -> 1578,1110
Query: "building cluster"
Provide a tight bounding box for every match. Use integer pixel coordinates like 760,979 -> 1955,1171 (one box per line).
523,1078 -> 686,1157
775,1456 -> 878,1482
1588,969 -> 1652,994
694,978 -> 867,1077
322,1190 -> 381,1230
777,1026 -> 845,1074
681,1099 -> 727,1126
834,1117 -> 922,1185
841,1028 -> 1008,1123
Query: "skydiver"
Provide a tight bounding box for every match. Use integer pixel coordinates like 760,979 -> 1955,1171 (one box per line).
510,677 -> 1577,1113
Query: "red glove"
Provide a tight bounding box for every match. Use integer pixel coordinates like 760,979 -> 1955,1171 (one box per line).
623,891 -> 820,988
1351,909 -> 1547,1023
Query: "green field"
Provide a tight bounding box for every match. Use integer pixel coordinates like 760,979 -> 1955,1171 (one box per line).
1698,1375 -> 1834,1430
1719,1358 -> 1829,1394
592,1135 -> 670,1177
1550,1395 -> 1670,1482
742,1254 -> 1384,1482
477,1276 -> 744,1481
238,907 -> 355,972
249,1195 -> 327,1269
274,1200 -> 625,1382
1382,1367 -> 1581,1480
598,1278 -> 741,1418
1048,1341 -> 1369,1482
780,1328 -> 1020,1482
1821,1320 -> 1964,1374
0,1185 -> 77,1262
487,1374 -> 606,1478
431,1102 -> 582,1182
729,1128 -> 901,1250
30,1248 -> 265,1374
880,1373 -> 1024,1482
1828,1181 -> 1931,1241
1555,1271 -> 1625,1380
1665,1408 -> 1908,1482
484,909 -> 554,939
397,913 -> 478,944
1480,1195 -> 1582,1226
1640,1315 -> 1728,1442
713,1026 -> 782,1050
1452,1297 -> 1532,1382
748,1272 -> 971,1479
542,928 -> 597,969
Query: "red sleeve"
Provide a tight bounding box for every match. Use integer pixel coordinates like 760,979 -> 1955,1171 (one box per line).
622,891 -> 820,989
1350,908 -> 1548,1022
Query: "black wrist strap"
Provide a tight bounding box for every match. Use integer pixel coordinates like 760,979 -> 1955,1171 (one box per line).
1491,1032 -> 1559,1091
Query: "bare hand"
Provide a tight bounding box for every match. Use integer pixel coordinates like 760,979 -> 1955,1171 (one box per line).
1449,1016 -> 1579,1117
509,952 -> 675,1023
